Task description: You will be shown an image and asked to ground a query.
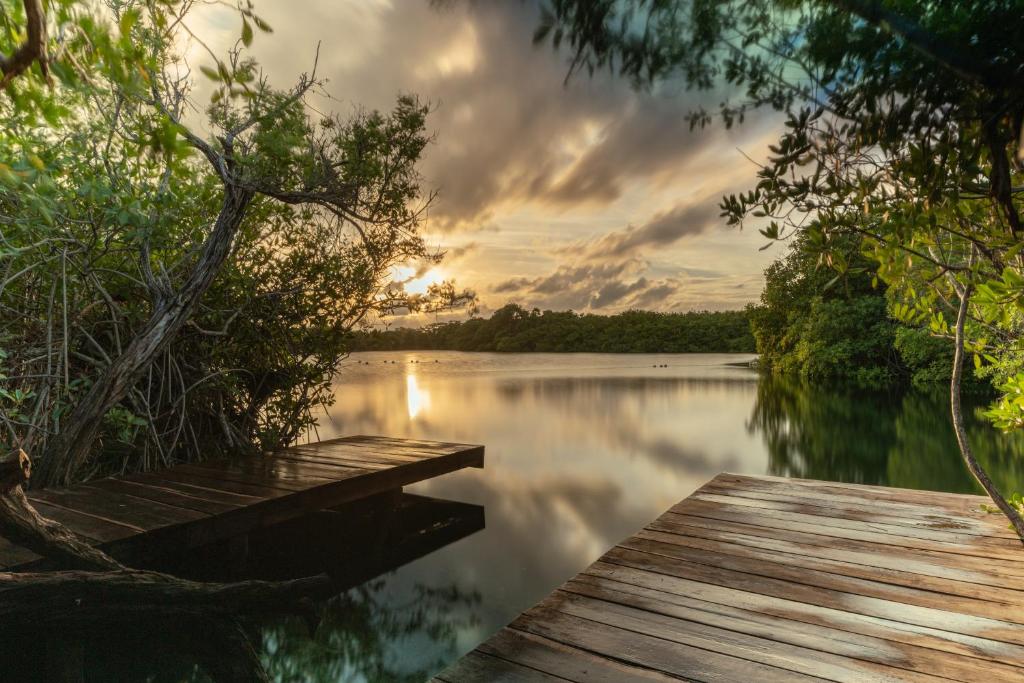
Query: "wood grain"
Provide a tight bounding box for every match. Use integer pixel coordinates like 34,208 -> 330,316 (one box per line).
433,473 -> 1024,682
1,436 -> 484,569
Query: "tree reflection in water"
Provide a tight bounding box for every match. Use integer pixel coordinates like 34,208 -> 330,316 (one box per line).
749,376 -> 1024,494
263,581 -> 480,683
1,493 -> 483,683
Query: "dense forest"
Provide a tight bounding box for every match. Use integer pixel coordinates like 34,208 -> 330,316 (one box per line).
745,236 -> 963,390
351,304 -> 755,353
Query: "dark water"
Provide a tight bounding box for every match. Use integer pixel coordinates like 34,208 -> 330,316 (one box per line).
14,352 -> 1024,682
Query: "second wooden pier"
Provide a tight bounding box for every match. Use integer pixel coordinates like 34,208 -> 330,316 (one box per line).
436,472 -> 1024,682
0,435 -> 484,570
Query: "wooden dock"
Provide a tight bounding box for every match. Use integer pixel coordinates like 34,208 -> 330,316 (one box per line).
435,472 -> 1024,682
0,435 -> 483,570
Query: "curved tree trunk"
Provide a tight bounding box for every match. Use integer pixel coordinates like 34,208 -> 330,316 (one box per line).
0,568 -> 330,625
34,185 -> 255,488
0,485 -> 123,570
951,286 -> 1024,543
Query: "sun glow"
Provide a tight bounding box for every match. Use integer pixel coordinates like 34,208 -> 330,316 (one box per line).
404,267 -> 448,295
406,373 -> 431,419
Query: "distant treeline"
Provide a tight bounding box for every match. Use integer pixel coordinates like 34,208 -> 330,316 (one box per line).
351,304 -> 755,353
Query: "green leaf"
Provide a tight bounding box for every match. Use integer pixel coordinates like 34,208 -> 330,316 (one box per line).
242,19 -> 253,47
199,65 -> 222,82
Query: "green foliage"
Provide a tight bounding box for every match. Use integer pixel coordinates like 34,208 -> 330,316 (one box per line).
0,1 -> 467,477
540,0 -> 1024,433
893,327 -> 957,388
351,304 -> 755,353
752,376 -> 1024,496
748,235 -> 911,388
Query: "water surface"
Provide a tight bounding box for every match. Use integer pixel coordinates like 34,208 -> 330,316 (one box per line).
17,352 -> 1024,682
277,351 -> 1024,682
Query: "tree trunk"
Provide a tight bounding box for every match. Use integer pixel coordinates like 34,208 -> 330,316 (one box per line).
951,286 -> 1024,543
0,485 -> 123,570
0,568 -> 330,626
35,185 -> 255,488
0,0 -> 49,87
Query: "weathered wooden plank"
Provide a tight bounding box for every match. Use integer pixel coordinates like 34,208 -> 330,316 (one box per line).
545,589 -> 947,682
675,498 -> 1024,561
431,650 -> 572,682
270,450 -> 395,472
659,512 -> 1024,579
127,471 -> 272,504
81,478 -> 243,516
702,475 -> 1013,537
476,628 -> 682,682
0,436 -> 484,570
29,486 -> 207,532
564,576 -> 1024,682
718,473 -> 992,508
140,467 -> 292,498
27,498 -> 140,543
682,493 -> 1020,550
447,473 -> 1024,681
579,564 -> 1024,668
637,524 -> 1024,598
616,537 -> 1024,626
511,606 -> 829,682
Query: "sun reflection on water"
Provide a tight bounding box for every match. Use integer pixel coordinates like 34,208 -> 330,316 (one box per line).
406,372 -> 430,419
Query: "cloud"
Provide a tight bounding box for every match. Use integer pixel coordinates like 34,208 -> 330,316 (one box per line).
580,198 -> 722,260
491,258 -> 684,312
206,0 -> 779,317
493,276 -> 534,293
233,1 -> 736,232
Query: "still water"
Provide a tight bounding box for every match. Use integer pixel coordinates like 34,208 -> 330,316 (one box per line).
17,352 -> 1024,682
264,351 -> 1024,682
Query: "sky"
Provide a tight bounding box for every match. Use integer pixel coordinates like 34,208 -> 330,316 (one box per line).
195,0 -> 783,320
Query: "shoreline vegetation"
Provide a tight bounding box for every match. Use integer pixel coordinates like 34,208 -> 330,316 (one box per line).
350,304 -> 755,353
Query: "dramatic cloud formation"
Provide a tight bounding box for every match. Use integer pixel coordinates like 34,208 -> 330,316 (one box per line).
573,197 -> 723,261
194,0 -> 781,317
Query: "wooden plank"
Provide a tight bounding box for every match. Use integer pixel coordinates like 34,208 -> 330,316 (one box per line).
674,498 -> 1024,562
327,436 -> 486,466
716,473 -> 992,508
127,471 -> 269,504
581,562 -> 1024,667
543,589 -> 946,682
137,467 -> 291,499
432,651 -> 572,682
510,606 -> 829,682
187,456 -> 374,482
270,450 -> 395,472
27,498 -> 140,543
563,576 -> 1024,682
701,475 -> 1014,537
291,443 -> 430,462
29,486 -> 207,532
0,436 -> 484,571
81,478 -> 243,516
657,512 -> 1024,579
613,538 -> 1024,628
682,493 -> 1020,550
476,628 -> 682,682
635,524 -> 1024,599
448,473 -> 1024,681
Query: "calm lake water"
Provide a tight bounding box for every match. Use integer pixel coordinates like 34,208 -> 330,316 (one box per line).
260,351 -> 1024,682
19,352 -> 1024,682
